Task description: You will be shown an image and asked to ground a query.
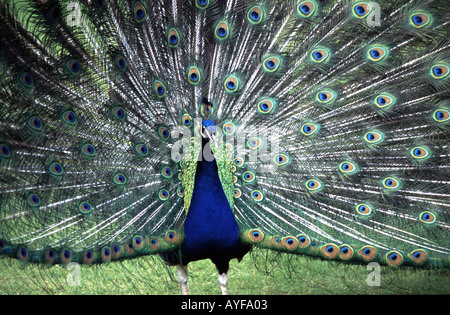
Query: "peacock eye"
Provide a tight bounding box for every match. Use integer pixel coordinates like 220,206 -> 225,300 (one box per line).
410,146 -> 430,160
187,66 -> 201,85
62,110 -> 77,125
262,56 -> 282,72
19,71 -> 34,88
338,161 -> 358,174
215,21 -> 230,40
113,173 -> 127,185
247,6 -> 263,24
154,80 -> 166,98
410,12 -> 430,28
364,130 -> 384,144
430,64 -> 449,79
368,46 -> 387,62
305,179 -> 322,191
222,122 -> 235,135
66,59 -> 81,75
114,54 -> 127,71
27,193 -> 41,207
28,116 -> 43,131
158,126 -> 170,140
79,201 -> 93,214
49,162 -> 64,176
311,48 -> 329,63
224,74 -> 240,93
242,171 -> 256,183
297,1 -> 317,18
352,2 -> 372,18
168,28 -> 181,48
382,176 -> 401,190
374,93 -> 396,109
81,143 -> 96,157
251,190 -> 264,202
247,137 -> 261,150
133,1 -> 147,22
159,189 -> 169,201
195,0 -> 209,9
0,143 -> 11,159
134,143 -> 149,157
301,122 -> 320,136
233,188 -> 242,198
419,211 -> 436,224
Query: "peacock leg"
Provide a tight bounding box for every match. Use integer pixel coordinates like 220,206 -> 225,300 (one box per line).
218,272 -> 228,295
177,265 -> 189,295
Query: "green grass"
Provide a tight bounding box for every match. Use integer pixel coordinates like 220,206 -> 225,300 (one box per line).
1,249 -> 448,295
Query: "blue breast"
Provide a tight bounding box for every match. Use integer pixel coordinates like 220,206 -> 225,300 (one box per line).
181,136 -> 241,262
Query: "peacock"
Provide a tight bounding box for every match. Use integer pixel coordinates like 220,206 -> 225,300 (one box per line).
0,0 -> 449,295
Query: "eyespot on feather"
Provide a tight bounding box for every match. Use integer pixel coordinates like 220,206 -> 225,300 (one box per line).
382,176 -> 401,190
247,137 -> 261,150
419,211 -> 436,224
49,161 -> 64,176
273,153 -> 291,166
81,143 -> 96,158
233,188 -> 242,198
62,110 -> 77,125
297,234 -> 311,248
154,80 -> 167,98
321,243 -> 339,259
242,171 -> 256,183
134,143 -> 149,157
352,2 -> 372,19
316,90 -> 336,104
132,235 -> 145,250
374,94 -> 396,109
78,201 -> 93,214
262,56 -> 282,72
18,71 -> 34,88
367,46 -> 388,62
0,143 -> 11,159
359,246 -> 376,261
60,249 -> 72,264
234,157 -> 244,167
338,161 -> 358,174
215,21 -> 230,40
301,122 -> 320,136
161,166 -> 173,179
410,12 -> 430,28
433,109 -> 449,122
187,66 -> 201,85
27,193 -> 41,207
247,5 -> 263,24
158,126 -> 170,140
159,189 -> 169,201
167,28 -> 180,48
224,74 -> 240,93
297,1 -> 317,18
113,173 -> 127,185
283,237 -> 299,251
83,250 -> 96,264
364,130 -> 384,144
44,248 -> 57,264
410,146 -> 430,160
114,54 -> 127,72
257,98 -> 276,114
311,48 -> 329,63
409,249 -> 427,265
356,203 -> 373,216
305,179 -> 323,192
251,190 -> 264,202
386,251 -> 403,267
195,0 -> 209,10
430,64 -> 449,79
28,116 -> 43,131
112,106 -> 126,120
247,229 -> 264,243
339,245 -> 354,260
133,1 -> 147,23
223,122 -> 236,135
